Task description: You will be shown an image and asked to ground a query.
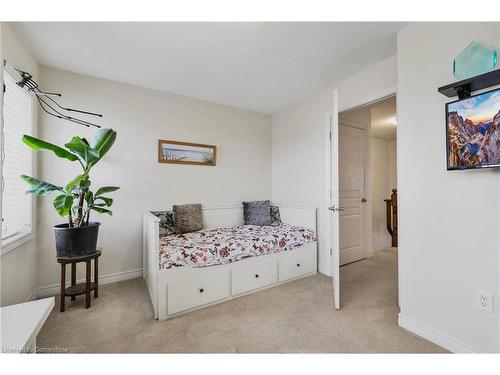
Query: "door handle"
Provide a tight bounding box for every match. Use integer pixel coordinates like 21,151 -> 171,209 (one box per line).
361,198 -> 367,203
328,206 -> 344,212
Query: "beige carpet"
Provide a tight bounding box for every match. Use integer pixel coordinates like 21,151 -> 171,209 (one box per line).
36,248 -> 447,353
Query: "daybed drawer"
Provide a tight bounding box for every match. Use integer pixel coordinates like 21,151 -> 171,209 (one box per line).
232,260 -> 278,296
279,248 -> 315,282
167,269 -> 230,315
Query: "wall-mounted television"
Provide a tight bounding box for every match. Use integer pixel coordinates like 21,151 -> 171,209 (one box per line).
446,87 -> 500,170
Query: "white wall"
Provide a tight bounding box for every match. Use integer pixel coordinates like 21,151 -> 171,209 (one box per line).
0,23 -> 39,306
371,137 -> 391,251
397,23 -> 499,353
388,139 -> 397,191
272,55 -> 397,275
272,87 -> 332,274
36,66 -> 271,290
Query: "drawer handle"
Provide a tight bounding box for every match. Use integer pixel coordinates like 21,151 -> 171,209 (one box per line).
296,263 -> 301,267
199,288 -> 204,293
255,274 -> 259,278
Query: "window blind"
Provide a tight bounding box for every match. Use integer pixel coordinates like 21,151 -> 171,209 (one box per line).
1,71 -> 33,243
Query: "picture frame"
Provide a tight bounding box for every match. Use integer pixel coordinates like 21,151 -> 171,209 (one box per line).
158,139 -> 217,166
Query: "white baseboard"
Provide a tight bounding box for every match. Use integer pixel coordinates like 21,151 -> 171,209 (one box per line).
318,261 -> 331,277
36,268 -> 143,299
398,313 -> 479,353
24,289 -> 37,303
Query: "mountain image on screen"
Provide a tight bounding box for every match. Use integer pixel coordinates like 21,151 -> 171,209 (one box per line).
447,89 -> 500,169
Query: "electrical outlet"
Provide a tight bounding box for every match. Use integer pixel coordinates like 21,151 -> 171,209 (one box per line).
476,291 -> 494,313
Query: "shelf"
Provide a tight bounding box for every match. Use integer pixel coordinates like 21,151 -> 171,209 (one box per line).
65,282 -> 97,297
438,69 -> 500,99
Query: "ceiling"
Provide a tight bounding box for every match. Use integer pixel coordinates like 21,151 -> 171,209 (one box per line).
12,22 -> 406,114
370,96 -> 397,140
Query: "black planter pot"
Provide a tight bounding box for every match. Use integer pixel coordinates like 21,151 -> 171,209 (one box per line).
54,222 -> 100,258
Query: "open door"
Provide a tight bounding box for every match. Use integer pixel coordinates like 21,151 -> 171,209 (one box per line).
329,89 -> 340,309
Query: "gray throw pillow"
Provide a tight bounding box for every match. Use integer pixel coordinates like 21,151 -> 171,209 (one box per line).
243,200 -> 271,226
173,204 -> 203,234
270,205 -> 281,226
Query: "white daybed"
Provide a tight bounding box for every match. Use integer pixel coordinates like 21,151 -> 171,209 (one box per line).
143,205 -> 317,320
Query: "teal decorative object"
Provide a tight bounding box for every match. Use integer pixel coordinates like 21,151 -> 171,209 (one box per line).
453,41 -> 497,80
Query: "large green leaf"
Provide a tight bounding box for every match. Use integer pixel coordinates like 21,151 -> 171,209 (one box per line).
84,191 -> 94,205
22,135 -> 79,162
91,203 -> 108,208
90,206 -> 113,216
53,194 -> 74,216
21,175 -> 63,196
65,136 -> 100,165
79,178 -> 91,190
90,128 -> 116,162
95,196 -> 113,207
65,173 -> 88,193
95,186 -> 120,197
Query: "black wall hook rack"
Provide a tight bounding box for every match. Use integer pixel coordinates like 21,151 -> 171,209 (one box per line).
4,61 -> 102,128
438,69 -> 500,99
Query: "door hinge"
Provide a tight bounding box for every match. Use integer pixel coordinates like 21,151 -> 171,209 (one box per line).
329,131 -> 331,140
330,248 -> 332,256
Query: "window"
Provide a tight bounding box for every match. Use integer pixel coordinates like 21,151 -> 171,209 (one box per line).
1,70 -> 34,253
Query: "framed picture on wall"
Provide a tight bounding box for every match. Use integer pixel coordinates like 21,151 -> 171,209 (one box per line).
158,139 -> 217,166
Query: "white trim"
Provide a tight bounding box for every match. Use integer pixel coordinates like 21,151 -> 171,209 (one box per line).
36,268 -> 143,299
339,85 -> 397,113
1,233 -> 34,256
329,89 -> 340,309
24,289 -> 37,303
398,313 -> 479,353
365,118 -> 373,258
322,111 -> 332,276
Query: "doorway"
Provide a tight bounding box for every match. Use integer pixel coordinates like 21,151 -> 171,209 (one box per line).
329,94 -> 398,309
337,96 -> 397,265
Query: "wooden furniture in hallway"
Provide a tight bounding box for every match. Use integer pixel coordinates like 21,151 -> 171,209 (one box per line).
384,189 -> 398,247
57,251 -> 101,312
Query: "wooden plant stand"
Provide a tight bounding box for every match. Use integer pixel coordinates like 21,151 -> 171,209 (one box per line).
57,250 -> 101,312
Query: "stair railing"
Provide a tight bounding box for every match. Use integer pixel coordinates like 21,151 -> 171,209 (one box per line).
384,188 -> 398,247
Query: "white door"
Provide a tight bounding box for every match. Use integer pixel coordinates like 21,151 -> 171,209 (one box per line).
329,90 -> 340,310
339,124 -> 366,266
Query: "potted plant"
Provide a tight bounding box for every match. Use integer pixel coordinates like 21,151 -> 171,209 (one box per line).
21,128 -> 119,258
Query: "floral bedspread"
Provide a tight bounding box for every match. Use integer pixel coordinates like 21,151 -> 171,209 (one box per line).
159,223 -> 316,269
